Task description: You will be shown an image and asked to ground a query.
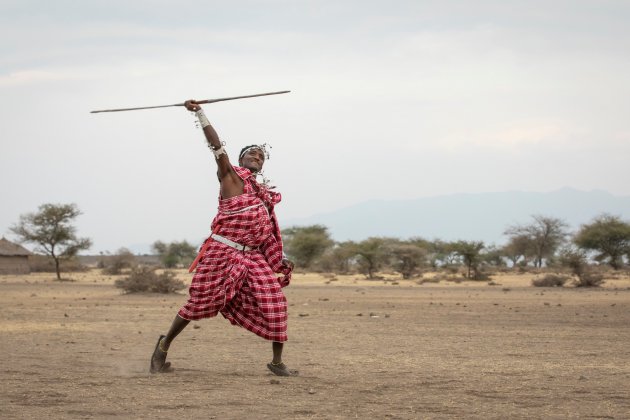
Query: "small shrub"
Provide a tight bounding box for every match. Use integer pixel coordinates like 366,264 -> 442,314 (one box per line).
560,248 -> 605,288
472,269 -> 490,281
102,248 -> 137,275
574,271 -> 605,288
115,266 -> 185,294
532,274 -> 569,287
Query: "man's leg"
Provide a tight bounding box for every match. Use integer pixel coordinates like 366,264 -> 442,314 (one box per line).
272,341 -> 283,364
150,314 -> 190,373
163,314 -> 190,350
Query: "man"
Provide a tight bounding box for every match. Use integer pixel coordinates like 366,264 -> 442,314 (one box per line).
150,99 -> 296,377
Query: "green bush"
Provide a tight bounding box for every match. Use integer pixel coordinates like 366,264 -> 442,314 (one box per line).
115,266 -> 186,294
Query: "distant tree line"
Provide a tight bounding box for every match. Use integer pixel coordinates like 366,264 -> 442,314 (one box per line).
10,203 -> 630,288
99,240 -> 197,274
282,214 -> 630,282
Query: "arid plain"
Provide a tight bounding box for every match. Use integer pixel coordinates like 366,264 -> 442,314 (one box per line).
2,270 -> 630,419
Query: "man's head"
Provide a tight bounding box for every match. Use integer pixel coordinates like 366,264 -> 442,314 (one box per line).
238,144 -> 269,173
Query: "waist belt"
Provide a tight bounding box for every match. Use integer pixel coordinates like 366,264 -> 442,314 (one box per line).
188,233 -> 254,273
209,233 -> 254,252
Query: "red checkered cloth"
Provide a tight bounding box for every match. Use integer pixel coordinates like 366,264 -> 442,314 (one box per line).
178,166 -> 293,342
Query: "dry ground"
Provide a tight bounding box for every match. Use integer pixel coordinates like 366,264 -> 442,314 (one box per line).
1,270 -> 630,419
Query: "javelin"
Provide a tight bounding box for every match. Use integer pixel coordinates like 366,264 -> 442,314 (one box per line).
90,90 -> 291,113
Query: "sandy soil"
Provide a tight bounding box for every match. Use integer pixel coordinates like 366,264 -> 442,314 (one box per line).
1,270 -> 630,419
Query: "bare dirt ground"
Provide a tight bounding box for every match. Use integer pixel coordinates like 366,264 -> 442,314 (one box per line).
1,270 -> 630,419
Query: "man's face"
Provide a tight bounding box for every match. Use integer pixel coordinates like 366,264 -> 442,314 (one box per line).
239,148 -> 265,173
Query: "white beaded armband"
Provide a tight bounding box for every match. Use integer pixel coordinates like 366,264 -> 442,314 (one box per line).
195,109 -> 210,128
209,144 -> 227,160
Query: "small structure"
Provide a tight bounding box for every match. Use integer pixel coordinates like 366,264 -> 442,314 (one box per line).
0,237 -> 32,274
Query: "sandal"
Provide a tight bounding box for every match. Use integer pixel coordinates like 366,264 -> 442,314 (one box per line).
267,361 -> 299,377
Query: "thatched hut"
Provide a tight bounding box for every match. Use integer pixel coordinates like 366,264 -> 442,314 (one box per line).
0,237 -> 32,274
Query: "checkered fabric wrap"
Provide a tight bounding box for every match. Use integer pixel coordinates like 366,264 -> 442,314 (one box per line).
178,166 -> 292,342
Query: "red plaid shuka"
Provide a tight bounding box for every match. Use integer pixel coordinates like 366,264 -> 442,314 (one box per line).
178,166 -> 293,342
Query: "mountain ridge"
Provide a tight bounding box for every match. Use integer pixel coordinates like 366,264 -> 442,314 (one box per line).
283,188 -> 630,245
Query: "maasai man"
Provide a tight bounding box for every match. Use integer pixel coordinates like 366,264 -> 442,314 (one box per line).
149,99 -> 296,377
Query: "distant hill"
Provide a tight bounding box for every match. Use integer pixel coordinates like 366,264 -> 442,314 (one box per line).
283,188 -> 630,245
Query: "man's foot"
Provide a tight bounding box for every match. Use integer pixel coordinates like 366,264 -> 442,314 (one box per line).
150,335 -> 173,373
267,362 -> 299,377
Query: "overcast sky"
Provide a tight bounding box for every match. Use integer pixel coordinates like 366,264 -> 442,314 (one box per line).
1,0 -> 629,253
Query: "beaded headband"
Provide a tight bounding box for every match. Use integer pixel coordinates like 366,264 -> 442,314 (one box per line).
239,143 -> 271,161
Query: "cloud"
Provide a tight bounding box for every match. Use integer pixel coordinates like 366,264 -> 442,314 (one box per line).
2,0 -> 630,252
0,69 -> 73,86
487,122 -> 574,147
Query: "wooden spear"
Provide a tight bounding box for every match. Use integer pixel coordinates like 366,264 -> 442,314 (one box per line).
90,90 -> 290,113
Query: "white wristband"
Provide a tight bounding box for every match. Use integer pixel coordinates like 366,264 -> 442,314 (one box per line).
195,109 -> 210,128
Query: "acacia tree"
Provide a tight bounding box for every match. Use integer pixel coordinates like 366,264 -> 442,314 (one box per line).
389,241 -> 427,279
10,203 -> 91,280
152,240 -> 197,268
505,215 -> 568,268
427,239 -> 458,268
320,241 -> 357,273
574,214 -> 630,269
483,244 -> 506,267
451,240 -> 485,279
355,237 -> 389,279
501,234 -> 532,267
282,225 -> 334,269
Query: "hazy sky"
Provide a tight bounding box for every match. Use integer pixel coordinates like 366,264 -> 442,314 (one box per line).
2,0 -> 629,253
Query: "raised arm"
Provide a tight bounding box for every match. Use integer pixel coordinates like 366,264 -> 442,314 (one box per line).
184,100 -> 244,199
